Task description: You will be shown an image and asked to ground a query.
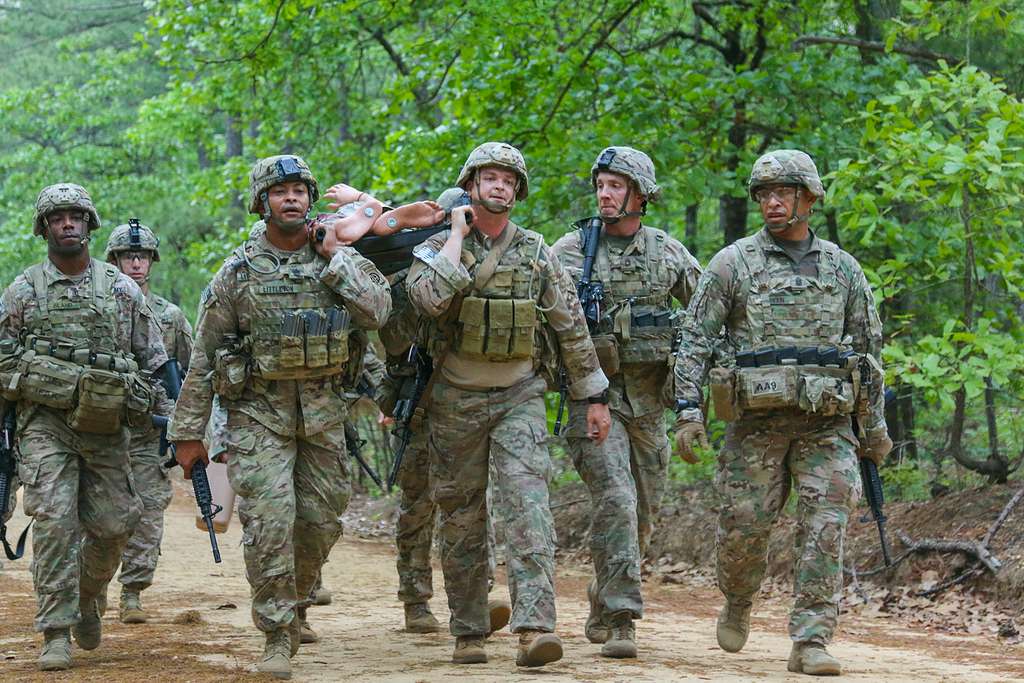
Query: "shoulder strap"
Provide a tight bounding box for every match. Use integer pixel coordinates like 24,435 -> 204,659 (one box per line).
472,225 -> 516,291
26,264 -> 48,332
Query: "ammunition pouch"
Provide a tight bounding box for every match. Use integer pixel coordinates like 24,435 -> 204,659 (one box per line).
710,360 -> 858,421
591,334 -> 620,377
610,304 -> 674,366
248,307 -> 350,380
67,368 -> 128,434
456,296 -> 537,362
213,344 -> 249,400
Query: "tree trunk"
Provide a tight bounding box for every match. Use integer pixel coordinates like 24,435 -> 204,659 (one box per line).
685,203 -> 699,257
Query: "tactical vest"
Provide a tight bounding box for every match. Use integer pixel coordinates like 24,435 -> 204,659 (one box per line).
443,228 -> 545,363
709,236 -> 859,420
3,260 -> 150,433
229,242 -> 350,381
148,294 -> 179,358
591,227 -> 675,372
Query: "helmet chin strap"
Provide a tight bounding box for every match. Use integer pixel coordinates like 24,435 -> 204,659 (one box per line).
261,190 -> 310,229
599,186 -> 646,225
765,188 -> 812,232
473,174 -> 515,214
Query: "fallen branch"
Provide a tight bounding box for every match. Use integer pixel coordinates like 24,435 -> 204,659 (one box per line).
895,530 -> 1002,574
982,486 -> 1024,547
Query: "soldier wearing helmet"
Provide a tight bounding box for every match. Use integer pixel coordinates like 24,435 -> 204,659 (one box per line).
0,185 -> 172,671
167,155 -> 391,679
551,146 -> 702,659
406,143 -> 610,668
104,220 -> 193,627
672,149 -> 892,675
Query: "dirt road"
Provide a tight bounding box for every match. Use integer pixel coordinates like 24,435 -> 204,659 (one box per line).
1,492 -> 1022,682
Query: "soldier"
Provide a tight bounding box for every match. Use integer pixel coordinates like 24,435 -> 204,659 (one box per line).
375,187 -> 510,636
407,142 -> 610,667
167,155 -> 391,680
551,146 -> 701,658
0,184 -> 171,671
104,221 -> 193,624
672,150 -> 892,676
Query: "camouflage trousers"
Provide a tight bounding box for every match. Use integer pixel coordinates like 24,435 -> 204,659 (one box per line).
395,425 -> 500,604
224,412 -> 351,632
716,411 -> 861,645
564,401 -> 643,620
623,409 -> 672,556
429,375 -> 555,636
117,428 -> 173,591
17,407 -> 142,631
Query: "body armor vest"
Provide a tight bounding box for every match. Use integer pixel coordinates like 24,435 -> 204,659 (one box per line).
5,260 -> 149,433
591,227 -> 675,370
445,228 -> 544,363
231,242 -> 350,380
710,236 -> 858,420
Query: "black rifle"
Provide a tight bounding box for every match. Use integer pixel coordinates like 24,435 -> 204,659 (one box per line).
344,377 -> 385,491
0,409 -> 31,560
855,382 -> 895,567
388,344 -> 433,491
553,217 -> 605,435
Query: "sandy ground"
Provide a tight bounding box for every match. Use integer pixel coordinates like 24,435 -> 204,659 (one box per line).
2,490 -> 1024,682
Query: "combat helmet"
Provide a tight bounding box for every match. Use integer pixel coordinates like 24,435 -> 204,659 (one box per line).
247,154 -> 320,215
748,149 -> 824,201
591,146 -> 661,202
436,187 -> 471,211
105,219 -> 161,263
456,142 -> 529,200
33,183 -> 101,236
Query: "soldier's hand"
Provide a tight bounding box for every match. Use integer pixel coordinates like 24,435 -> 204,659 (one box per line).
450,205 -> 475,238
174,439 -> 209,480
674,421 -> 708,464
585,403 -> 612,444
377,410 -> 394,427
857,426 -> 893,466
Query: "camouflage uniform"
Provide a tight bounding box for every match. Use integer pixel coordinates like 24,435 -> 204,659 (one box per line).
552,146 -> 702,632
673,150 -> 890,650
168,156 -> 391,638
407,143 -> 608,642
0,184 -> 170,635
104,223 -> 195,596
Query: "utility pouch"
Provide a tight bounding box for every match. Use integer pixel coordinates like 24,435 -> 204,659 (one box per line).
125,374 -> 153,426
591,335 -> 620,377
510,300 -> 536,359
736,366 -> 800,412
17,352 -> 82,409
67,368 -> 127,434
303,311 -> 329,369
327,307 -> 351,365
486,299 -> 514,359
709,366 -> 739,421
213,346 -> 249,400
457,296 -> 487,357
798,372 -> 856,416
0,341 -> 21,401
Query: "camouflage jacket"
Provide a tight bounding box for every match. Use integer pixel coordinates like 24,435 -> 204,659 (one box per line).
0,257 -> 171,418
147,291 -> 194,371
168,228 -> 391,441
673,227 -> 887,431
407,223 -> 607,400
552,224 -> 701,417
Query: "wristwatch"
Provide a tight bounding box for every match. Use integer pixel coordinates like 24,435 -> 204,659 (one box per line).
587,389 -> 610,405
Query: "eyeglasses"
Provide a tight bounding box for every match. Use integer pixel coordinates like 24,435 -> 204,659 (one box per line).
753,186 -> 798,204
118,251 -> 152,263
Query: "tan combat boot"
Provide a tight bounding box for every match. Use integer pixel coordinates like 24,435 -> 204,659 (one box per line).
311,587 -> 332,606
297,605 -> 319,644
487,598 -> 511,635
452,635 -> 487,664
119,588 -> 148,624
516,630 -> 563,667
37,628 -> 72,671
600,611 -> 637,659
257,629 -> 292,680
716,596 -> 752,653
72,595 -> 102,651
788,642 -> 842,676
585,578 -> 609,644
404,602 -> 441,633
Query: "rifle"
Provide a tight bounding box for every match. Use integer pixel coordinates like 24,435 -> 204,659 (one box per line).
344,419 -> 384,491
387,343 -> 433,491
855,375 -> 895,567
154,359 -> 223,563
0,409 -> 31,560
553,217 -> 605,435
